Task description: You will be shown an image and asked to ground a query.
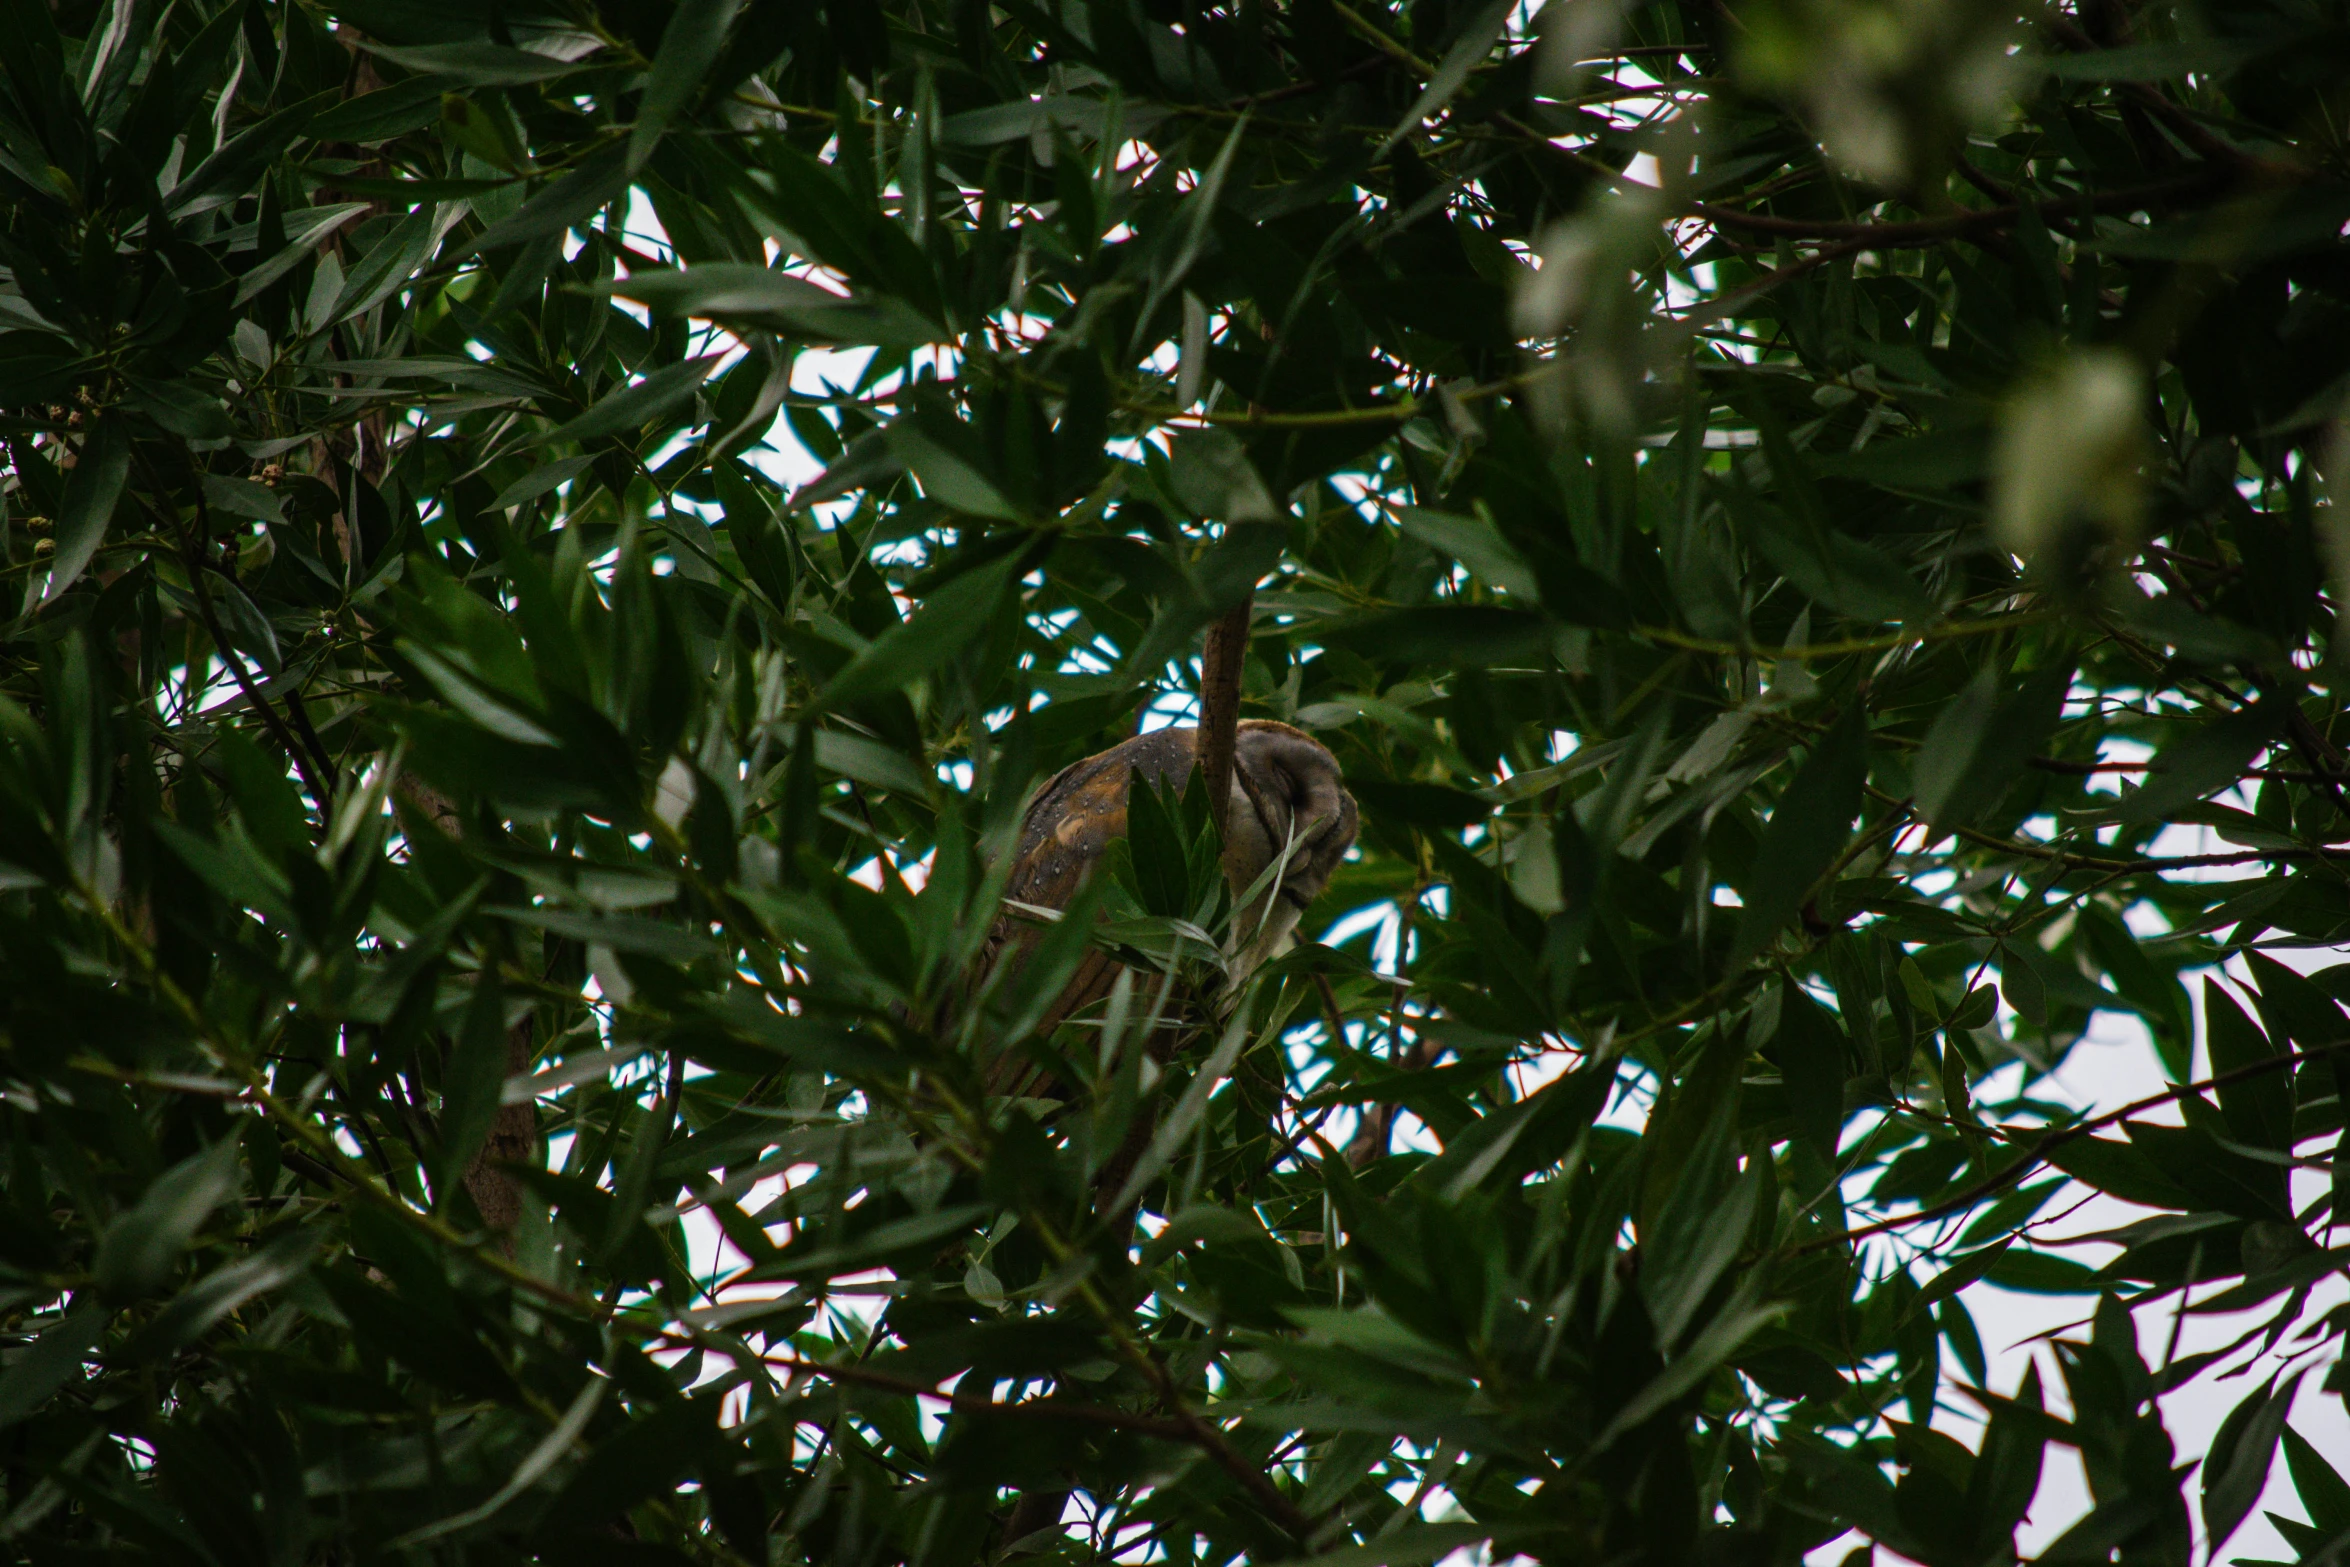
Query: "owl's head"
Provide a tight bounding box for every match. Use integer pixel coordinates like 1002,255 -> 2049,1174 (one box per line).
1224,720 -> 1359,971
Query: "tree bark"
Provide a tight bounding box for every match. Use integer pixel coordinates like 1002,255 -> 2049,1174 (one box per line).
1197,597 -> 1251,840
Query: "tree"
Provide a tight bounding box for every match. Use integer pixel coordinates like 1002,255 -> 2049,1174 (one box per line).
1,0 -> 2348,1560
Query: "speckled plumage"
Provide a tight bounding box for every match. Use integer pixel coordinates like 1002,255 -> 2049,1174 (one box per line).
982,721 -> 1358,1087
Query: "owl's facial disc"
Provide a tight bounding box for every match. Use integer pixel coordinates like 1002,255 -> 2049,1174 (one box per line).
1228,722 -> 1359,918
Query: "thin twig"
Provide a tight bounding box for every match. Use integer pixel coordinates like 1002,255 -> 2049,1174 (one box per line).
1784,1040 -> 2350,1256
1686,170 -> 2227,246
142,448 -> 336,810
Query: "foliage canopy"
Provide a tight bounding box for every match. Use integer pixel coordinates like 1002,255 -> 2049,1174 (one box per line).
2,0 -> 2349,1562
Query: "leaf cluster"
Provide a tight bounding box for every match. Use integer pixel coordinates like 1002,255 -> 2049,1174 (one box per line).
2,0 -> 2349,1562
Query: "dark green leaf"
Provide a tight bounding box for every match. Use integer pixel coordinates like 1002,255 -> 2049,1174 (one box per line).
537,354 -> 723,448
630,0 -> 742,167
0,1301 -> 105,1428
39,415 -> 129,605
94,1140 -> 240,1300
2203,1372 -> 2302,1552
1733,704 -> 1866,965
606,265 -> 947,348
361,40 -> 599,84
816,552 -> 1018,711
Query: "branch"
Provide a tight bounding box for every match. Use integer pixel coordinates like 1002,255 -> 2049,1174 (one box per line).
159,455 -> 337,810
2041,16 -> 2302,178
1685,170 -> 2229,246
1784,1039 -> 2350,1256
760,1347 -> 1331,1547
1199,598 -> 1251,841
1669,237 -> 1870,327
80,893 -> 597,1318
1856,778 -> 2350,874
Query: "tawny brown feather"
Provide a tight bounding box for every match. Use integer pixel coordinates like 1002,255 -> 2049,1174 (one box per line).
979,721 -> 1357,1094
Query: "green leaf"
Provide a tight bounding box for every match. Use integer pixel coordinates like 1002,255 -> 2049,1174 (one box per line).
1967,1363 -> 2047,1552
389,1378 -> 608,1546
94,1139 -> 240,1300
1287,1522 -> 1518,1567
2284,1423 -> 2350,1533
122,375 -> 231,440
123,1232 -> 314,1358
1980,1249 -> 2106,1294
0,1300 -> 106,1428
2125,1122 -> 2291,1223
309,78 -> 451,142
229,205 -> 373,305
629,0 -> 742,167
335,205 -> 439,322
2117,704 -> 2284,824
1736,441 -> 1932,624
492,906 -> 714,962
537,354 -> 722,448
2206,979 -> 2293,1153
2042,1135 -> 2194,1210
547,1388 -> 722,1528
756,1203 -> 991,1282
1914,1237 -> 2016,1313
7,5 -> 2349,1558
1774,983 -> 1850,1163
2035,38 -> 2270,80
165,90 -> 333,216
37,416 -> 128,606
1347,778 -> 1493,829
941,94 -> 1171,146
1322,607 -> 1554,667
1391,505 -> 1539,600
1912,656 -> 2071,834
1123,772 -> 1191,917
1956,1176 -> 2065,1250
816,552 -> 1019,711
2035,1494 -> 2165,1563
606,264 -> 947,348
361,40 -> 598,85
438,971 -> 510,1199
1103,1012 -> 1252,1214
1372,0 -> 1512,160
212,574 -> 284,673
200,473 -> 285,524
2204,1372 -> 2303,1552
758,723 -> 932,798
885,419 -> 1018,519
1168,429 -> 1277,523
737,138 -> 942,316
1597,1283 -> 1785,1445
1732,704 -> 1866,965
468,146 -> 632,253
490,454 -> 595,512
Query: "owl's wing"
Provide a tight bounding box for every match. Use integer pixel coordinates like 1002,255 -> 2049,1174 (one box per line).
989,762 -> 1131,1024
968,761 -> 1121,1096
975,730 -> 1208,1096
995,726 -> 1202,931
1005,769 -> 1127,912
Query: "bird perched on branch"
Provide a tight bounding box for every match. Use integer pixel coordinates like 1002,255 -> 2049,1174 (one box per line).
982,719 -> 1358,1062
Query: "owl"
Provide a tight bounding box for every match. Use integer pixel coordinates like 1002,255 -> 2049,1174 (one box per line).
981,720 -> 1358,1069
